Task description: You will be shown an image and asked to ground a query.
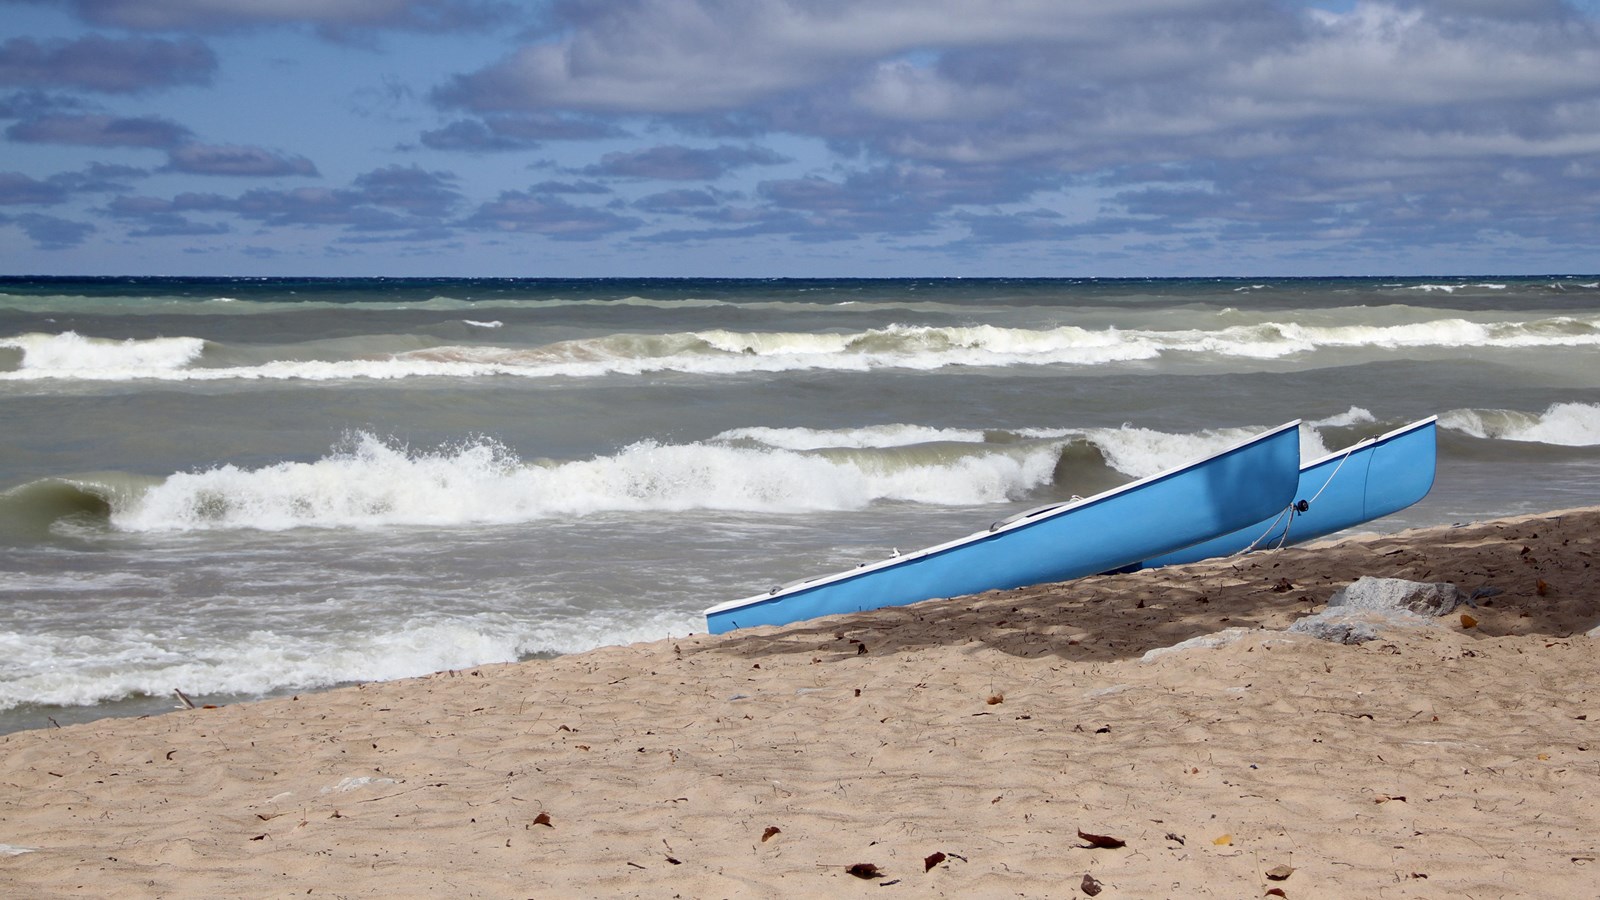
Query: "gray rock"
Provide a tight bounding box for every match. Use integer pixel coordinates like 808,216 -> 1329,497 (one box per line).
1139,626 -> 1256,663
1288,612 -> 1380,644
1289,577 -> 1460,645
1326,576 -> 1463,617
1288,608 -> 1427,644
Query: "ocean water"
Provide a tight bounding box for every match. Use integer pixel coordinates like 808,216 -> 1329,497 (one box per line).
3,275 -> 1599,733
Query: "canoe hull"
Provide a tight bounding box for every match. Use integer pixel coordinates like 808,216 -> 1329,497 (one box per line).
704,421 -> 1303,634
1140,417 -> 1437,569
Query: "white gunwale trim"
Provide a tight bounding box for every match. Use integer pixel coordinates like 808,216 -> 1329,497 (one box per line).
1299,415 -> 1437,471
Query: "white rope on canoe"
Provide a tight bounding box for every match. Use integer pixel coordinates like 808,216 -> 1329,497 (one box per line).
1240,503 -> 1297,554
1238,434 -> 1368,555
1304,436 -> 1362,506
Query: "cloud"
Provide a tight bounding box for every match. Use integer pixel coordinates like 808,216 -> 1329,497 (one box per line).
422,0 -> 1600,262
529,179 -> 611,195
350,164 -> 461,215
1225,4 -> 1600,109
106,164 -> 463,237
0,171 -> 67,205
0,89 -> 90,119
164,143 -> 320,176
634,188 -> 724,210
183,187 -> 423,230
953,208 -> 1089,244
462,189 -> 641,239
0,35 -> 217,93
434,0 -> 1267,114
417,114 -> 626,151
6,113 -> 191,147
744,162 -> 1055,237
434,2 -> 1600,172
0,164 -> 146,206
35,0 -> 514,34
582,144 -> 788,180
12,0 -> 1600,268
418,119 -> 530,152
47,162 -> 148,193
10,211 -> 95,248
125,212 -> 231,237
7,114 -> 320,181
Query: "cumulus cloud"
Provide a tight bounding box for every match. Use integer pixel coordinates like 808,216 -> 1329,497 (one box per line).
634,188 -> 724,210
423,0 -> 1600,257
434,1 -> 1600,171
0,35 -> 217,93
742,162 -> 1055,238
105,164 -> 462,238
0,164 -> 145,207
12,0 -> 1600,266
462,189 -> 640,239
435,0 -> 1274,114
0,171 -> 67,205
11,211 -> 95,248
529,179 -> 611,195
164,143 -> 320,177
350,164 -> 460,215
6,113 -> 191,147
1226,4 -> 1600,109
0,89 -> 89,119
124,211 -> 230,237
32,0 -> 514,34
417,114 -> 625,151
583,144 -> 789,180
418,119 -> 528,152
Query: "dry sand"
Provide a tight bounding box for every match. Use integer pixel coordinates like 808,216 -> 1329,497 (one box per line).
3,507 -> 1599,898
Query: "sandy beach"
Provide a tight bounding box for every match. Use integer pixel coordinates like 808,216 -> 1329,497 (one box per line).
3,506 -> 1598,898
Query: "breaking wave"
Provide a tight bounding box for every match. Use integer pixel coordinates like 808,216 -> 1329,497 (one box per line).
0,332 -> 206,374
1439,402 -> 1600,447
3,423 -> 1313,536
7,408 -> 1589,538
6,313 -> 1600,382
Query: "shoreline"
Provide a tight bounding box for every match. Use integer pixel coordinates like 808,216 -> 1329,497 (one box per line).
3,506 -> 1597,895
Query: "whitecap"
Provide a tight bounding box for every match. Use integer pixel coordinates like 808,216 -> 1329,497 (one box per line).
0,331 -> 205,373
716,424 -> 988,450
1439,402 -> 1600,446
1308,406 -> 1377,428
109,431 -> 1069,533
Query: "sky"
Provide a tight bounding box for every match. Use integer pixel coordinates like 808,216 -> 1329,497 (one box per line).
2,0 -> 1600,278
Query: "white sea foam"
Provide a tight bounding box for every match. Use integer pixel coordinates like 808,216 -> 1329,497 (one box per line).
1074,422 -> 1348,477
1079,425 -> 1257,478
716,424 -> 989,449
0,608 -> 697,712
1309,406 -> 1377,428
463,319 -> 503,328
0,331 -> 205,372
1440,402 -> 1600,446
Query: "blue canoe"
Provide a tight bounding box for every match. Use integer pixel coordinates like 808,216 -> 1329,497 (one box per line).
1138,416 -> 1437,569
704,420 -> 1303,634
